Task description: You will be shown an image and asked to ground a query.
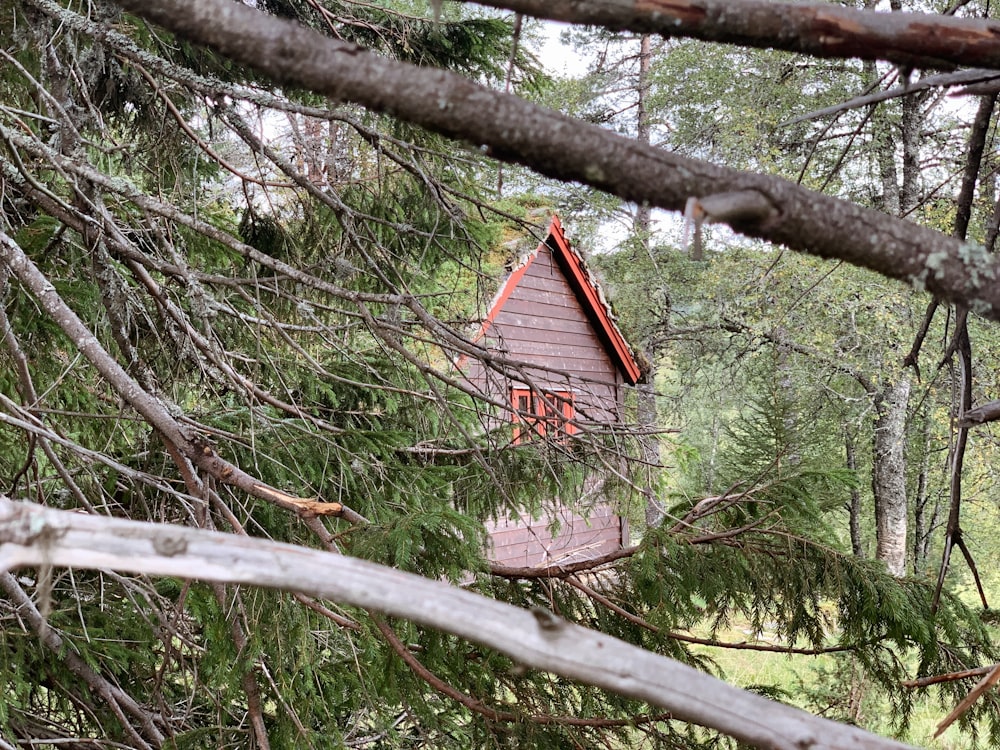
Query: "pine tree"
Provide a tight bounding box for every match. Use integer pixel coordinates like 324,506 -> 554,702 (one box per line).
1,2 -> 1000,749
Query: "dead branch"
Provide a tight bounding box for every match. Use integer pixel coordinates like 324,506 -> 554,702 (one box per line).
903,665 -> 997,688
935,664 -> 1000,738
0,230 -> 351,522
931,93 -> 994,613
785,69 -> 1000,126
459,0 -> 1000,73
0,498 -> 918,750
0,572 -> 165,749
957,398 -> 1000,428
488,546 -> 638,579
111,0 -> 1000,321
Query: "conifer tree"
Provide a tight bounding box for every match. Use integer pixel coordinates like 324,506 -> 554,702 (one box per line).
1,2 -> 1000,749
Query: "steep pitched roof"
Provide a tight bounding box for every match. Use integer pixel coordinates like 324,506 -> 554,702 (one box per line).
474,215 -> 642,385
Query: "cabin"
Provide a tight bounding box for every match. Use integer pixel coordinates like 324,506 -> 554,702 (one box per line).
462,215 -> 643,568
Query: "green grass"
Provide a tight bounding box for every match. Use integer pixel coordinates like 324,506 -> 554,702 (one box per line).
685,621 -> 978,749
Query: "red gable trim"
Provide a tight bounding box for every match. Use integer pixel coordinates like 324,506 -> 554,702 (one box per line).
469,248 -> 536,346
547,217 -> 642,384
474,216 -> 642,385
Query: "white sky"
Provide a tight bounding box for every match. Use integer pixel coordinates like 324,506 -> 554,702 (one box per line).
535,21 -> 588,77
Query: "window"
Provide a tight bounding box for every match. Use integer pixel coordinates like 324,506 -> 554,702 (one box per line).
511,388 -> 576,444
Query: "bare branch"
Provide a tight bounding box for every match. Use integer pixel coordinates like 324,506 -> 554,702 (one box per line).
935,664 -> 1000,738
0,571 -> 165,748
903,665 -> 997,688
112,0 -> 1000,320
0,498 -> 918,750
488,545 -> 638,579
784,69 -> 1000,126
0,230 -> 347,521
957,398 -> 1000,427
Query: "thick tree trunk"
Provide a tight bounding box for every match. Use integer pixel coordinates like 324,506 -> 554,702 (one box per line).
872,378 -> 910,577
868,4 -> 915,578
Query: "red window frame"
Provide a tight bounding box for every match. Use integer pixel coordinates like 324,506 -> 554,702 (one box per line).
511,388 -> 576,444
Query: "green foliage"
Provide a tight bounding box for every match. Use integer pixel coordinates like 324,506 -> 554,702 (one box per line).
596,224 -> 999,744
4,1 -> 1000,748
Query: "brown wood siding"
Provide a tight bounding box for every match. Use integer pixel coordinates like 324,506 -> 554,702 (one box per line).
485,503 -> 624,567
472,244 -> 622,422
463,239 -> 630,568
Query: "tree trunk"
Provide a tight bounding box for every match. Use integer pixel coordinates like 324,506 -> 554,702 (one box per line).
911,415 -> 935,574
634,32 -> 665,528
639,381 -> 665,527
862,58 -> 899,216
634,33 -> 653,243
872,378 -> 910,577
845,432 -> 864,558
866,2 -> 916,578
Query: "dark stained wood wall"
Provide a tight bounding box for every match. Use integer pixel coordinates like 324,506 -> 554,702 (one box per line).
467,241 -> 624,423
465,240 -> 629,567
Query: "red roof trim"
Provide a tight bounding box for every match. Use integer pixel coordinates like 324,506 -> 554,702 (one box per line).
547,217 -> 642,384
472,216 -> 642,385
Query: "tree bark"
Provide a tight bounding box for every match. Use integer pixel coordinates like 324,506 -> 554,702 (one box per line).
872,378 -> 910,577
912,416 -> 935,574
634,32 -> 653,243
633,32 -> 665,528
0,498 -> 920,750
845,432 -> 864,559
862,55 -> 900,217
867,18 -> 917,577
464,0 -> 1000,73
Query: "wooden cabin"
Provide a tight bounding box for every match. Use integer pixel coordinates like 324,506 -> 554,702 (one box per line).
463,215 -> 643,568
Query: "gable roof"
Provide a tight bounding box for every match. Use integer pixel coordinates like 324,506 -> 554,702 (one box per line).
474,215 -> 643,385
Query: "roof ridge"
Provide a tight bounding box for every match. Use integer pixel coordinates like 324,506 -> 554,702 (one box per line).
471,215 -> 642,384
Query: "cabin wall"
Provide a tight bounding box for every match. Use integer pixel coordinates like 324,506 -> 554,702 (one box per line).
464,241 -> 631,568
466,242 -> 623,423
485,503 -> 624,568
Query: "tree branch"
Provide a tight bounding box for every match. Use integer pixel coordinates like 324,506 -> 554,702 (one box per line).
461,0 -> 1000,72
934,664 -> 1000,738
0,572 -> 165,749
785,69 -> 1000,126
113,0 -> 1000,320
903,664 -> 997,688
0,498 -> 918,750
0,230 -> 347,521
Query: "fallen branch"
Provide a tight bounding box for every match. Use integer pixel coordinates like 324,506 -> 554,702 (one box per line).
0,498 -> 917,750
